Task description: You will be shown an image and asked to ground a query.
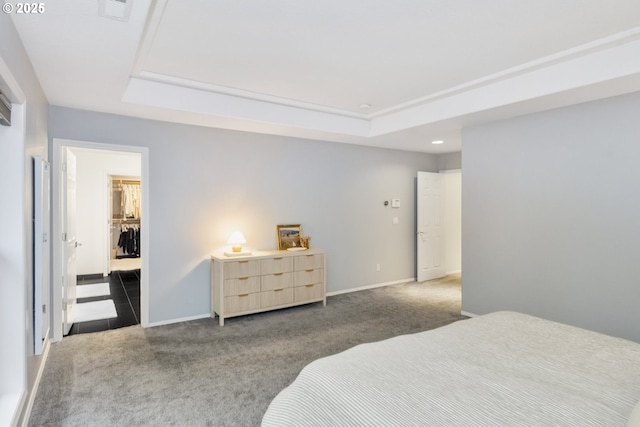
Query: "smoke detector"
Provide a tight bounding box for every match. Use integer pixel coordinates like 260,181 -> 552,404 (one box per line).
98,0 -> 133,22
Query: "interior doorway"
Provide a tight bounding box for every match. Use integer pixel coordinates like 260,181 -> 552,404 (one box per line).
52,139 -> 149,342
416,170 -> 462,282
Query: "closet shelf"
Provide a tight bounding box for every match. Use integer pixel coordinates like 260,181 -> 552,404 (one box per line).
113,218 -> 140,224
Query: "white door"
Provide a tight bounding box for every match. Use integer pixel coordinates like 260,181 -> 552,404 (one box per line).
417,171 -> 445,282
107,176 -> 113,276
62,148 -> 78,335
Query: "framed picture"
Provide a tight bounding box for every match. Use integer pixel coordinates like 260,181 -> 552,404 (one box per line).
277,224 -> 302,250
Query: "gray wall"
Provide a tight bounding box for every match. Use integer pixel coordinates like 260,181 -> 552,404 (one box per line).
0,10 -> 49,426
437,151 -> 461,171
462,91 -> 640,342
49,106 -> 439,324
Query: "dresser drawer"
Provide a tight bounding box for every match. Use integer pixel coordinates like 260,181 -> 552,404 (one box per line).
295,283 -> 324,302
223,260 -> 260,279
261,256 -> 293,275
261,272 -> 294,291
294,253 -> 324,271
224,276 -> 261,297
261,288 -> 294,307
224,292 -> 261,314
294,268 -> 324,286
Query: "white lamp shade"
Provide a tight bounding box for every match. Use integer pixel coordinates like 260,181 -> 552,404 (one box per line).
227,231 -> 247,245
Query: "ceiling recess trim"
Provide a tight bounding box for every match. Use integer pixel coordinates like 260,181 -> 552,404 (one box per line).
370,27 -> 640,119
124,18 -> 640,138
122,77 -> 372,136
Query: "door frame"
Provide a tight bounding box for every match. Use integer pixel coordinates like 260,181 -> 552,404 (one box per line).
61,148 -> 78,336
52,138 -> 150,342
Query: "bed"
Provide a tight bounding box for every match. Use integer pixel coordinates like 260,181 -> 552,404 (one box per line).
262,311 -> 640,426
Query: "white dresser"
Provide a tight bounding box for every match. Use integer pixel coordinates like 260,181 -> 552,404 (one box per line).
211,249 -> 326,326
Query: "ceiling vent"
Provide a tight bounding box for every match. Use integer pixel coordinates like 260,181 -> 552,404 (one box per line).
0,91 -> 11,127
98,0 -> 133,22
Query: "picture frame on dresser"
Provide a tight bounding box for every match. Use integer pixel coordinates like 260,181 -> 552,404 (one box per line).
276,224 -> 302,250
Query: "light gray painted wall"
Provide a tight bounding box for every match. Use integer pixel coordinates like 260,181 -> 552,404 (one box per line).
443,172 -> 461,274
49,106 -> 439,324
462,91 -> 640,342
437,151 -> 461,171
0,10 -> 49,426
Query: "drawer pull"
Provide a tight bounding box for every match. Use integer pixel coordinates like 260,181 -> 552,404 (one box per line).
274,273 -> 284,276
238,293 -> 249,297
305,284 -> 314,288
305,254 -> 314,257
238,277 -> 249,281
305,269 -> 314,272
274,257 -> 283,260
239,260 -> 249,264
274,288 -> 284,292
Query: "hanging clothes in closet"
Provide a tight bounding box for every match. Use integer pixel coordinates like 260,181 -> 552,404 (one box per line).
120,183 -> 141,219
117,224 -> 140,258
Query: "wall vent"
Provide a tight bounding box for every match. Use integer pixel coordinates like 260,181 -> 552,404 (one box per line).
98,0 -> 133,22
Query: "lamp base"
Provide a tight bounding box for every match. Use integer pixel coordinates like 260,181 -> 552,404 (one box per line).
224,250 -> 252,257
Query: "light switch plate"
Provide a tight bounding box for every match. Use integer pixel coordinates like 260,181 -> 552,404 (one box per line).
391,199 -> 400,208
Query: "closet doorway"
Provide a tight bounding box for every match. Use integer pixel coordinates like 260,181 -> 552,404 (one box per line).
52,139 -> 149,342
109,176 -> 141,273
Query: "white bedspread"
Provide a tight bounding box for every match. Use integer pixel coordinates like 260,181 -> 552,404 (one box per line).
262,312 -> 640,426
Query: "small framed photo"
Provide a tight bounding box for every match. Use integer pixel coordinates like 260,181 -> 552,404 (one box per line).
277,224 -> 302,250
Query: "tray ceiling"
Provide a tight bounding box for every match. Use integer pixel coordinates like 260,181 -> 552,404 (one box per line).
10,0 -> 640,152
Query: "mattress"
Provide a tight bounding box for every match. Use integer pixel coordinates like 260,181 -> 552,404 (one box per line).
262,311 -> 640,426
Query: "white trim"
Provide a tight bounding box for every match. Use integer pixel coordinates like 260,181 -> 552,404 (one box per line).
1,392 -> 23,427
439,169 -> 461,174
146,313 -> 211,328
130,12 -> 640,139
461,311 -> 478,318
19,339 -> 50,427
326,278 -> 416,297
445,270 -> 461,275
146,275 -> 458,326
0,54 -> 27,427
371,28 -> 640,119
370,35 -> 640,137
0,56 -> 26,103
52,139 -> 149,342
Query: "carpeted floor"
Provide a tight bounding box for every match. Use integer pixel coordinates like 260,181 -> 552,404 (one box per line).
29,275 -> 466,427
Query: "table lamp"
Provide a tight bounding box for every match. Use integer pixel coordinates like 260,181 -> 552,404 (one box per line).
224,231 -> 251,256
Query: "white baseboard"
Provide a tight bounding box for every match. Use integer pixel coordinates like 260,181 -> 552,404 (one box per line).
19,337 -> 50,427
461,310 -> 479,317
147,276 -> 453,326
446,269 -> 461,275
146,313 -> 211,328
327,278 -> 416,297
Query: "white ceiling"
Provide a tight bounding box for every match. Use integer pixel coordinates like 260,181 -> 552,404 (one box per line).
10,0 -> 640,153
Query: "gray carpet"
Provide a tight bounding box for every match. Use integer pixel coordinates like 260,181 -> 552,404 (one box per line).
29,275 -> 466,427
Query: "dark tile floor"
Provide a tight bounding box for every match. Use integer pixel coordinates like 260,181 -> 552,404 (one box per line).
68,269 -> 140,335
